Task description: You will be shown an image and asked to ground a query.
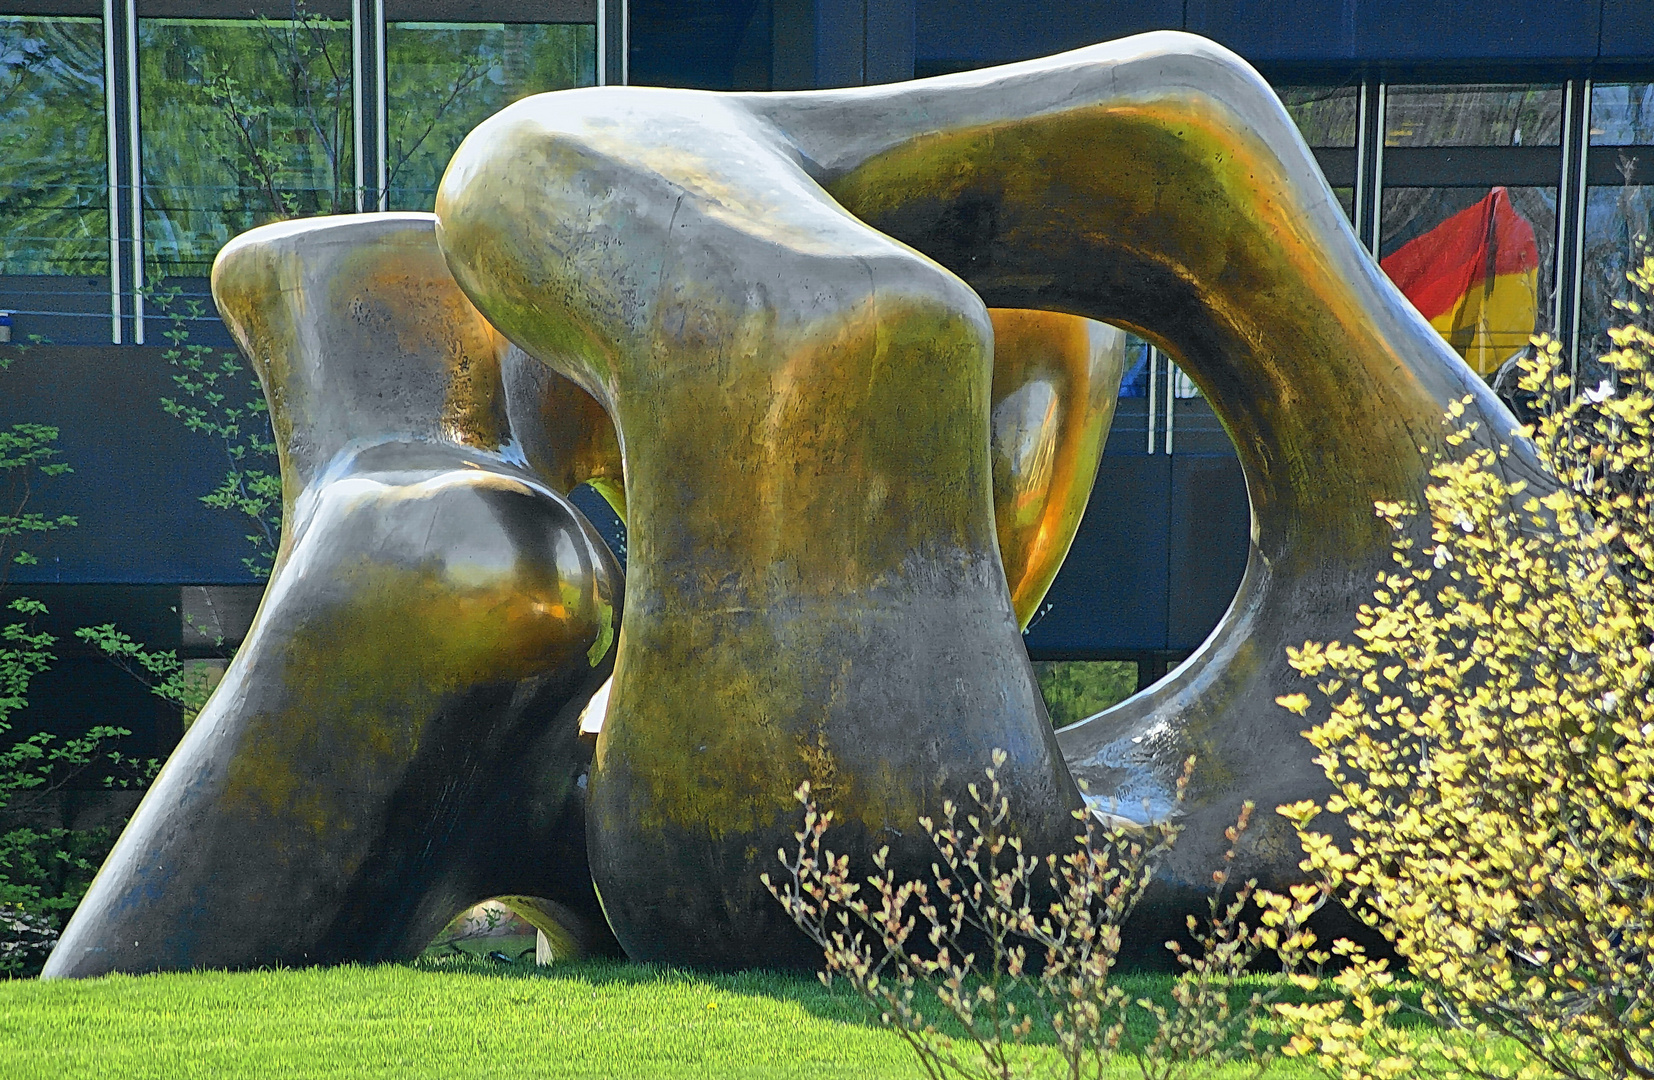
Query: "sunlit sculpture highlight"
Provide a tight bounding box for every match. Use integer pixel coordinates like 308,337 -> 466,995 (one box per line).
48,29 -> 1550,978
437,29 -> 1544,966
44,214 -> 621,977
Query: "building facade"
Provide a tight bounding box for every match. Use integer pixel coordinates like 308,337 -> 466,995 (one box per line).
2,0 -> 1651,753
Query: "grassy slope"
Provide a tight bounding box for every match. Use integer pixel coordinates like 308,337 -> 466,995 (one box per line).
0,961 -> 1328,1080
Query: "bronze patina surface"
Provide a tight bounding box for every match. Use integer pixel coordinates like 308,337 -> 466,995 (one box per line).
495,307 -> 1124,627
439,87 -> 1086,970
763,33 -> 1550,893
987,310 -> 1124,628
44,214 -> 621,977
438,30 -> 1547,966
502,341 -> 628,521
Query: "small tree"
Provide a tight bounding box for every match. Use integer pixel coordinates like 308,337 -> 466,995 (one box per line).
0,342 -> 155,976
766,753 -> 1323,1080
1273,256 -> 1654,1079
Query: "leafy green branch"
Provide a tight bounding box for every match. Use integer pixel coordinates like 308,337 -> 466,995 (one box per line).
150,286 -> 281,580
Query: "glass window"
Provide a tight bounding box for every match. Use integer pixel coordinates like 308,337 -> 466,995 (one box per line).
1385,84 -> 1562,147
1580,185 -> 1653,371
1033,660 -> 1137,728
139,16 -> 353,280
1377,86 -> 1564,378
1279,85 -> 1358,147
385,22 -> 596,212
1578,85 -> 1653,376
1590,83 -> 1654,146
1381,186 -> 1557,377
0,15 -> 107,276
1277,84 -> 1356,220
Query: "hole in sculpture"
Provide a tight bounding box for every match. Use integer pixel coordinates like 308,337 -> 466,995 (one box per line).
420,896 -> 591,967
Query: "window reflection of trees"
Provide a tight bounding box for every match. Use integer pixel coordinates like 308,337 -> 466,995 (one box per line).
1279,85 -> 1358,147
385,22 -> 596,212
1581,180 -> 1652,375
1385,84 -> 1562,147
1278,85 -> 1357,220
139,15 -> 354,278
0,16 -> 107,277
1581,86 -> 1654,380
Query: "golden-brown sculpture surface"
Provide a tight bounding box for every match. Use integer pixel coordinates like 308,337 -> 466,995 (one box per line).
438,32 -> 1550,966
44,214 -> 621,977
439,88 -> 1084,970
987,310 -> 1124,628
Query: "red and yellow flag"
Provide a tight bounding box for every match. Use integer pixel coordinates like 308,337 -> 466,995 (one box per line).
1380,187 -> 1540,376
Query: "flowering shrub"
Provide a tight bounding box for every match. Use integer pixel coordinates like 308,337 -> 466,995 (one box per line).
765,752 -> 1324,1080
1273,257 -> 1654,1079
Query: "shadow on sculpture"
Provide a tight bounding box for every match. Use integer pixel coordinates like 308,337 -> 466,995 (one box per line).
437,29 -> 1549,967
44,214 -> 622,977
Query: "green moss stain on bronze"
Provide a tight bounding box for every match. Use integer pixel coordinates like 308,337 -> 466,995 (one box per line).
827,100 -> 1458,571
217,476 -> 607,851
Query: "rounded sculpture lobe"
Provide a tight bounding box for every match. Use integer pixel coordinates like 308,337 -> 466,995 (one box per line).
440,89 -> 1083,969
45,214 -> 622,977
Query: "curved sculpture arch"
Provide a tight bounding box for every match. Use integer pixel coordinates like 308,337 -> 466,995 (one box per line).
438,30 -> 1549,965
44,214 -> 623,977
46,31 -> 1555,978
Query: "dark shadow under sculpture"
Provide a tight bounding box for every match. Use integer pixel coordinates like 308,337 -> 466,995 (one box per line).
43,214 -> 622,977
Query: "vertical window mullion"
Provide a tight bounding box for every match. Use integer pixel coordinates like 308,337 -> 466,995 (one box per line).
1553,79 -> 1575,337
124,0 -> 141,344
375,0 -> 386,210
1163,360 -> 1175,456
1146,345 -> 1158,455
1354,81 -> 1368,241
1568,78 -> 1593,375
1370,81 -> 1386,257
353,0 -> 365,213
102,0 -> 122,343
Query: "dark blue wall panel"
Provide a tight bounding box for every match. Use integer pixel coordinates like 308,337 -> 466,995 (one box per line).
1023,454 -> 1173,657
1167,454 -> 1249,649
1602,0 -> 1654,61
1188,0 -> 1604,63
915,0 -> 1182,71
0,346 -> 261,585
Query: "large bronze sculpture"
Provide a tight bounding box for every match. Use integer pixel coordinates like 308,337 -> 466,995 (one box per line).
44,214 -> 622,977
46,30 -> 1546,977
436,28 -> 1543,965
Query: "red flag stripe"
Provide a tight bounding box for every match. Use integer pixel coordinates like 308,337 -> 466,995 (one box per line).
1380,187 -> 1539,323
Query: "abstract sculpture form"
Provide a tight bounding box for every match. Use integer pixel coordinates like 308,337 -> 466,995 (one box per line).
49,30 -> 1547,978
45,214 -> 621,977
438,29 -> 1543,965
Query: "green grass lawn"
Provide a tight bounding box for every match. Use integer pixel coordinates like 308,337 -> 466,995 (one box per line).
0,958 -> 1469,1079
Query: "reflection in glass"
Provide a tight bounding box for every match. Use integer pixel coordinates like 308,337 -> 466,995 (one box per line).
1386,84 -> 1562,147
0,16 -> 107,275
139,17 -> 353,278
385,22 -> 596,212
1277,84 -> 1356,220
1033,660 -> 1138,727
1580,185 -> 1654,370
1117,336 -> 1151,397
1590,84 -> 1654,146
1279,85 -> 1357,147
1381,186 -> 1557,376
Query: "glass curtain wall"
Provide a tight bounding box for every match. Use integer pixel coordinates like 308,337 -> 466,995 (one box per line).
385,22 -> 595,211
1581,83 -> 1654,368
0,15 -> 108,278
1379,84 -> 1561,378
1280,84 -> 1358,220
139,16 -> 354,282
